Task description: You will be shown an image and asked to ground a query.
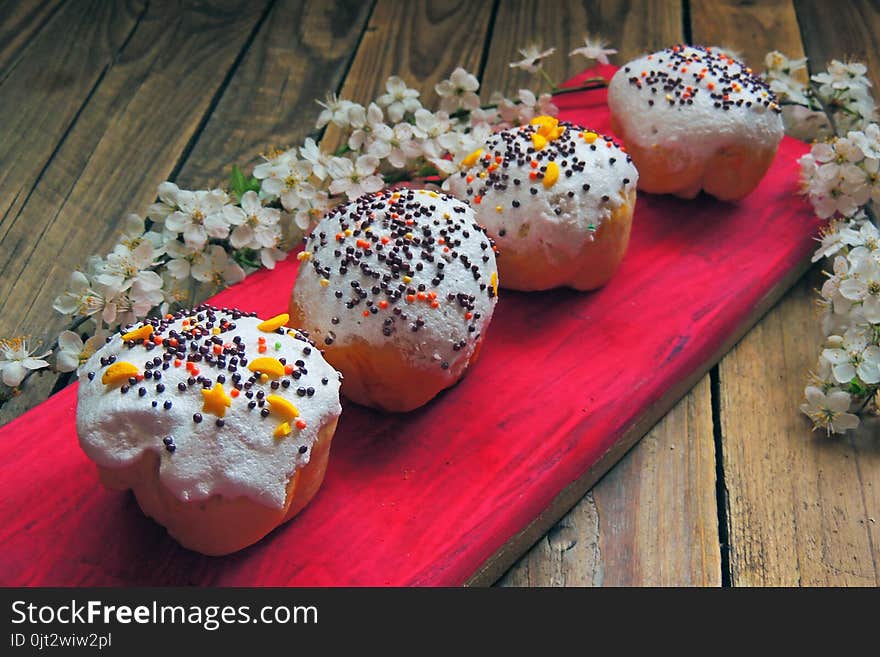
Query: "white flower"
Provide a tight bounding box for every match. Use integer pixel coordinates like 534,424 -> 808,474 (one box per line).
224,191 -> 281,250
55,331 -> 105,374
509,45 -> 556,73
95,239 -> 161,292
316,93 -> 357,129
164,239 -> 200,280
800,386 -> 860,435
190,245 -> 245,285
258,247 -> 288,270
0,337 -> 51,387
146,182 -> 182,223
435,68 -> 481,114
348,103 -> 386,152
164,189 -> 231,247
569,35 -> 617,65
840,251 -> 880,322
300,138 -> 328,181
52,271 -> 125,324
822,327 -> 880,384
368,122 -> 421,168
254,153 -> 315,212
377,76 -> 421,122
327,155 -> 384,200
812,222 -> 847,262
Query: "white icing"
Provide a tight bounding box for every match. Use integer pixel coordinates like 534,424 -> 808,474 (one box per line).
442,121 -> 638,260
607,45 -> 784,160
76,309 -> 342,509
293,189 -> 498,374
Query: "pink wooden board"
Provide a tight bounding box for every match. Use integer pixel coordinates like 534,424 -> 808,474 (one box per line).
0,67 -> 820,586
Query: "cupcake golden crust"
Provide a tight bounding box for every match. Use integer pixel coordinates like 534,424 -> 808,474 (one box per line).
443,116 -> 638,291
608,44 -> 784,200
76,305 -> 342,555
290,188 -> 498,412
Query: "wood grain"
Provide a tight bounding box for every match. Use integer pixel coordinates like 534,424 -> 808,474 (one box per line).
498,376 -> 720,586
176,0 -> 376,190
320,0 -> 495,151
485,0 -> 720,588
0,0 -> 64,80
795,0 -> 880,90
481,0 -> 682,97
693,0 -> 880,586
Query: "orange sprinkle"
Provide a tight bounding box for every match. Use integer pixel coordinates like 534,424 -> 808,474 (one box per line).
186,361 -> 194,371
230,388 -> 240,398
284,364 -> 294,375
167,338 -> 178,348
641,71 -> 647,77
483,153 -> 492,161
362,310 -> 370,317
430,301 -> 439,309
437,238 -> 445,245
191,367 -> 200,377
495,156 -> 502,164
473,195 -> 482,204
165,314 -> 173,320
466,175 -> 474,183
356,239 -> 370,249
708,82 -> 715,90
530,160 -> 539,169
378,300 -> 389,309
295,419 -> 308,430
213,345 -> 222,355
465,312 -> 473,320
174,359 -> 182,367
406,294 -> 416,303
416,292 -> 426,301
258,336 -> 266,344
381,236 -> 389,244
427,291 -> 437,300
529,171 -> 537,180
258,345 -> 267,353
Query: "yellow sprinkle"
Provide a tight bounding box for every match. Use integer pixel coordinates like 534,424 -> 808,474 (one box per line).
297,251 -> 311,261
479,171 -> 488,179
402,275 -> 412,284
531,133 -> 548,150
404,232 -> 413,240
582,131 -> 598,144
121,325 -> 153,342
201,383 -> 232,418
529,115 -> 558,130
260,373 -> 269,383
495,205 -> 503,213
320,278 -> 330,287
274,422 -> 292,439
101,361 -> 139,386
543,161 -> 559,188
267,395 -> 300,421
443,213 -> 450,219
258,314 -> 289,332
344,228 -> 352,236
212,327 -> 221,335
461,148 -> 483,168
665,93 -> 673,102
428,191 -> 438,198
248,357 -> 285,378
490,272 -> 498,297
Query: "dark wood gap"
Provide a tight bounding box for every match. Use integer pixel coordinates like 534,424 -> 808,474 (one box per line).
682,0 -> 692,45
475,0 -> 501,80
710,365 -> 732,587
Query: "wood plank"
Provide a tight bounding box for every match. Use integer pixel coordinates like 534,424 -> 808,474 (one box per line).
498,376 -> 720,586
176,0 -> 376,190
0,0 -> 64,80
0,0 -> 144,241
483,0 -> 720,587
692,0 -> 880,585
481,0 -> 682,96
0,0 -> 272,424
320,0 -> 495,151
795,0 -> 880,90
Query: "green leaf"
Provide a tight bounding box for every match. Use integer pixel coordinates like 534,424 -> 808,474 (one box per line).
848,378 -> 867,396
232,247 -> 261,270
229,165 -> 248,201
246,176 -> 261,194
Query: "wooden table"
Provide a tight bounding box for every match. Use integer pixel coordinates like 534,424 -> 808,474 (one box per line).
2,0 -> 879,586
